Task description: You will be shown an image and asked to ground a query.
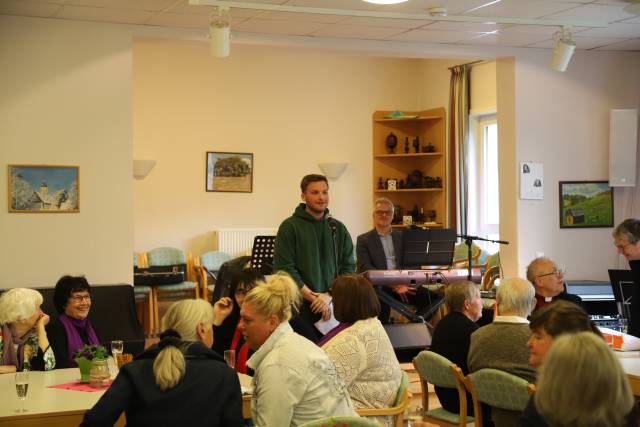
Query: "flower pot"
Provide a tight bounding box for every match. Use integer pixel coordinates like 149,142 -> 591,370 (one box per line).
75,357 -> 92,383
89,359 -> 110,388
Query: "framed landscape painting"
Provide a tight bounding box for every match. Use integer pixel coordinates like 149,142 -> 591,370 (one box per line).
206,152 -> 253,193
559,181 -> 613,228
8,165 -> 79,213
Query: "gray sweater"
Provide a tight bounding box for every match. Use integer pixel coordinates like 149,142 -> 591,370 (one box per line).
468,321 -> 536,383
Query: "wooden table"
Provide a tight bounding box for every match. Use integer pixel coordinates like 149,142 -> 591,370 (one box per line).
617,352 -> 640,397
0,369 -> 252,426
0,368 -> 124,427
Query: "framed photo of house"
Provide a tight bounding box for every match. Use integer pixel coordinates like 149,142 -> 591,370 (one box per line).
206,152 -> 253,193
559,181 -> 613,228
8,165 -> 79,213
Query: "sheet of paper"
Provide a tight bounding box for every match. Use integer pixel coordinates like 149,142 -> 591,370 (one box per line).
314,312 -> 339,336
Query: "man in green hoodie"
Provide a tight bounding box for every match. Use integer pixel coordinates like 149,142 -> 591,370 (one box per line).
273,174 -> 355,336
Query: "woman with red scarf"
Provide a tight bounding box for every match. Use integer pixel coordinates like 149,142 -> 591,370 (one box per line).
48,276 -> 101,368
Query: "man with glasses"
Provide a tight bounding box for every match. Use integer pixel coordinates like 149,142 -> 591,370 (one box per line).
526,256 -> 582,312
612,218 -> 640,336
356,197 -> 441,322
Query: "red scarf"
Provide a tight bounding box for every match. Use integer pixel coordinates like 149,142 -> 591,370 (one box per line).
230,325 -> 250,374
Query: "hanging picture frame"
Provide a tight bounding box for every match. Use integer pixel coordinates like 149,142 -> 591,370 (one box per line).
8,164 -> 79,213
559,180 -> 613,228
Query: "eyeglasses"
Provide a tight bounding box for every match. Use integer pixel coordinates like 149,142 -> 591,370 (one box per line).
70,294 -> 91,303
374,210 -> 393,216
537,268 -> 565,278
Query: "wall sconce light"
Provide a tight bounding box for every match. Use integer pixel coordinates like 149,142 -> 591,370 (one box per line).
133,159 -> 156,180
550,26 -> 576,72
209,6 -> 230,58
318,162 -> 348,180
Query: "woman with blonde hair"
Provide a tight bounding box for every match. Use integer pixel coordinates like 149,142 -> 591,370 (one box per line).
81,299 -> 243,427
240,273 -> 356,426
534,332 -> 638,427
0,288 -> 55,373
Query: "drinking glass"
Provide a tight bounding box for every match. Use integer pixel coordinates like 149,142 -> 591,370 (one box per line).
224,350 -> 236,369
15,370 -> 29,413
111,340 -> 124,366
618,317 -> 629,334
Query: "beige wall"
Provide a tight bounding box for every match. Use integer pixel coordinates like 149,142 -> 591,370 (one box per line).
132,38 -> 425,256
0,16 -> 133,288
471,61 -> 497,113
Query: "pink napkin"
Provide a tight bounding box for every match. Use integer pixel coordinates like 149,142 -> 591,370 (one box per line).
48,380 -> 111,392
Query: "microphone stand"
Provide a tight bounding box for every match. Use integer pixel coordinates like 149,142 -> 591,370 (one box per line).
457,234 -> 509,281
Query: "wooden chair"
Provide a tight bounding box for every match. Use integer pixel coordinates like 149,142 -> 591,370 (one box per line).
144,247 -> 199,336
480,252 -> 501,291
452,243 -> 481,269
194,250 -> 233,301
463,368 -> 535,427
355,370 -> 410,427
299,416 -> 380,427
133,253 -> 155,337
413,351 -> 474,427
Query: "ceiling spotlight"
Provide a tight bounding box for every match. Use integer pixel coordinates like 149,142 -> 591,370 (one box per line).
428,7 -> 448,17
362,0 -> 409,4
550,26 -> 576,72
209,6 -> 230,58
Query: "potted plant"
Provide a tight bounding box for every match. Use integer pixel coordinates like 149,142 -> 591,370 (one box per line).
74,344 -> 107,383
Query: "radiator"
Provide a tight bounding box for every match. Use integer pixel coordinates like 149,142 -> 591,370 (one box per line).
214,228 -> 277,257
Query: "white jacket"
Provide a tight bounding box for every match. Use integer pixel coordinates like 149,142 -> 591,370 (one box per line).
247,322 -> 357,427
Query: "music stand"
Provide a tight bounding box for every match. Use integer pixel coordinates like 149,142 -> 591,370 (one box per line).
608,269 -> 635,319
402,228 -> 456,269
251,235 -> 276,275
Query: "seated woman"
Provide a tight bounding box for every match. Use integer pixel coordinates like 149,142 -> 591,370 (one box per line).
321,275 -> 402,427
521,300 -> 602,426
534,332 -> 637,427
0,288 -> 55,373
240,273 -> 356,426
212,269 -> 265,374
47,276 -> 101,368
81,299 -> 243,427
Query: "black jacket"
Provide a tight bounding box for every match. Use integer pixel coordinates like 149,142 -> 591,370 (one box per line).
81,342 -> 244,427
629,260 -> 640,337
356,228 -> 403,272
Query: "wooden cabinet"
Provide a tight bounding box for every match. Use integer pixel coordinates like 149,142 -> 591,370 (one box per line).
372,108 -> 447,228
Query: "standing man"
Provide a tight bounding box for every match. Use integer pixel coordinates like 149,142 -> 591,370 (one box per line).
356,197 -> 443,322
526,256 -> 582,312
613,218 -> 640,337
273,174 -> 355,336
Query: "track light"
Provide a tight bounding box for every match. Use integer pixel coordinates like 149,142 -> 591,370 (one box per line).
209,6 -> 230,58
550,26 -> 575,72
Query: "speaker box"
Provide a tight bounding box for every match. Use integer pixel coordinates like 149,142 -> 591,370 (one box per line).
383,323 -> 431,350
609,109 -> 638,187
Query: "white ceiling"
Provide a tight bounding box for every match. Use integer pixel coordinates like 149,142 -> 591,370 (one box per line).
2,0 -> 640,51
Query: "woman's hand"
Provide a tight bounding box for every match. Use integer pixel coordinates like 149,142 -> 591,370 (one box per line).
213,297 -> 234,326
36,311 -> 50,352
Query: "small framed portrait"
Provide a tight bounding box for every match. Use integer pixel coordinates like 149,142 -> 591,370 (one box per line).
387,179 -> 397,191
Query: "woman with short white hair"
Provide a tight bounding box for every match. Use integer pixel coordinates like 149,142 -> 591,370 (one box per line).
240,273 -> 356,427
0,288 -> 55,373
81,299 -> 244,427
534,332 -> 637,427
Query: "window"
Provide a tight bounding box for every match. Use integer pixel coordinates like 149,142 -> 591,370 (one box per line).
468,114 -> 499,254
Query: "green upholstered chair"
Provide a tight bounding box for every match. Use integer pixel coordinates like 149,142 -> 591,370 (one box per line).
452,242 -> 482,269
145,247 -> 199,335
464,368 -> 535,427
356,370 -> 410,427
133,253 -> 154,337
299,416 -> 379,427
413,351 -> 474,427
195,250 -> 233,301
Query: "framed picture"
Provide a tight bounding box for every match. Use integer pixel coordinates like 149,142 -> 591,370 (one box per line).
206,152 -> 253,193
559,181 -> 613,228
8,165 -> 79,213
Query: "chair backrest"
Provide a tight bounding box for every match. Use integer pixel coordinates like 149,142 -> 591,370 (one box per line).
465,368 -> 532,411
394,369 -> 410,406
147,247 -> 186,266
355,370 -> 410,427
453,242 -> 481,266
299,416 -> 379,427
413,351 -> 457,389
199,250 -> 233,272
481,265 -> 500,291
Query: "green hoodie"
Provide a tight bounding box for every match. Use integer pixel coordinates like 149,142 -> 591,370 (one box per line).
273,203 -> 355,293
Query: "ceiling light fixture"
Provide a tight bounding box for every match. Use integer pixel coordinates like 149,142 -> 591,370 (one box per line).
209,6 -> 230,58
428,7 -> 448,17
550,26 -> 576,72
362,0 -> 409,4
624,0 -> 640,15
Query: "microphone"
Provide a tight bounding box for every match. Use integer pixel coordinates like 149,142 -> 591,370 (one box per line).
327,215 -> 338,235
